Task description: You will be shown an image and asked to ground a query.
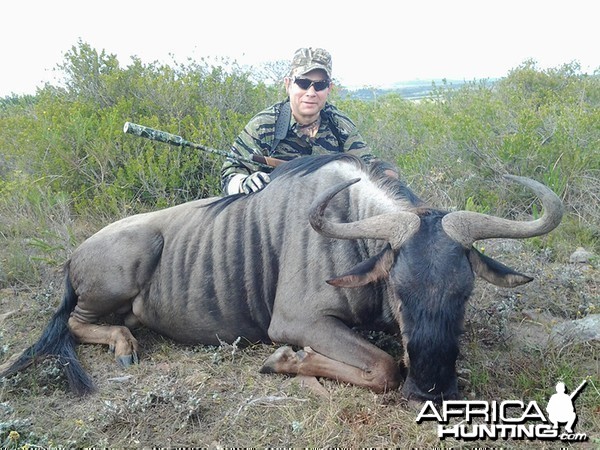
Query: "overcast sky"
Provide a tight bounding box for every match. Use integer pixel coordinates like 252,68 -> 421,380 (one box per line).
1,0 -> 598,97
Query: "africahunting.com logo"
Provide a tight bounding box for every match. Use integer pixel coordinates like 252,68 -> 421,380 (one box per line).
416,379 -> 590,442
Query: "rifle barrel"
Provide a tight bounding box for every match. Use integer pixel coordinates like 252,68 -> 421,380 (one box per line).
123,122 -> 283,169
569,379 -> 588,400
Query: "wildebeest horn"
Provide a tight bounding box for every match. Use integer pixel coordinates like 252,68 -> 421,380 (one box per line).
442,175 -> 564,247
309,178 -> 420,248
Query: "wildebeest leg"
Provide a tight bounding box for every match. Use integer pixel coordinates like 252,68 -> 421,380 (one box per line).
265,317 -> 400,393
68,315 -> 139,366
65,227 -> 164,366
261,345 -> 399,393
68,287 -> 148,367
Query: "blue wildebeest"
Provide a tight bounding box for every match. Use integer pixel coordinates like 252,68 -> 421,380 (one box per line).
0,154 -> 563,401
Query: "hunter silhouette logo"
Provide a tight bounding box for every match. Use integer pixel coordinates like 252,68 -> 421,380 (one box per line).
415,378 -> 589,442
546,380 -> 587,434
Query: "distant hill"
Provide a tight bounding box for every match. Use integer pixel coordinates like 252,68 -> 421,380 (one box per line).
341,78 -> 496,101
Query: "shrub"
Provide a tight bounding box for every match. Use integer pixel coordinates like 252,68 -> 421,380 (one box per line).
0,43 -> 598,287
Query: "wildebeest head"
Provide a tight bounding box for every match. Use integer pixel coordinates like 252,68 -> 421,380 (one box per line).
309,175 -> 563,402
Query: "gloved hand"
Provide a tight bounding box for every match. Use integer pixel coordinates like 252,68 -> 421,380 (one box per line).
227,172 -> 271,195
241,172 -> 271,194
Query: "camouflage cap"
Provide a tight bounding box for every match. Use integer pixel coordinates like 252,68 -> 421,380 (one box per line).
289,47 -> 332,79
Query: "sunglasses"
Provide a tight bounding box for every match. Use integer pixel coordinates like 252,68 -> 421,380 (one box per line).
293,77 -> 331,91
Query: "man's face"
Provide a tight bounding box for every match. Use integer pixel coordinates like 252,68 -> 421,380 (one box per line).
285,69 -> 331,123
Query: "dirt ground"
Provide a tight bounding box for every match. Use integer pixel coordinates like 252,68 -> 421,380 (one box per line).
0,239 -> 598,448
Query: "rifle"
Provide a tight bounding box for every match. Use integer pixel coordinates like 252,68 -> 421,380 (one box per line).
123,122 -> 285,169
569,379 -> 588,400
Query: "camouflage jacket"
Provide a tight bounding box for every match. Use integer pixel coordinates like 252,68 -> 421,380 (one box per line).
220,100 -> 373,193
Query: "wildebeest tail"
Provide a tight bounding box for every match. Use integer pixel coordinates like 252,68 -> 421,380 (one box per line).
0,271 -> 95,395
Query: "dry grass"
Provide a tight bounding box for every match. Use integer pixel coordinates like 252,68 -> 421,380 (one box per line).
1,240 -> 599,448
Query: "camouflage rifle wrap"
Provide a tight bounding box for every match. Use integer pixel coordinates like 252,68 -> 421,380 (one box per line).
123,122 -> 282,169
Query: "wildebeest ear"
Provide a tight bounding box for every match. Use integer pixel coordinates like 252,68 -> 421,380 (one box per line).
327,244 -> 395,288
468,248 -> 533,287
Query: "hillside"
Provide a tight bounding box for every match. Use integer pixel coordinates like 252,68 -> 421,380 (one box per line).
341,78 -> 490,101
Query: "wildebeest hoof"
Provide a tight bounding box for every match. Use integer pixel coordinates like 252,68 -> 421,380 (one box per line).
117,353 -> 139,367
260,346 -> 297,374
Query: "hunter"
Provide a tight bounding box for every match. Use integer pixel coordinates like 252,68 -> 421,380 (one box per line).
221,47 -> 374,194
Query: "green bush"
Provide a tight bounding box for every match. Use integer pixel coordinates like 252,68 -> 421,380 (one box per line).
0,42 -> 598,288
343,62 -> 598,219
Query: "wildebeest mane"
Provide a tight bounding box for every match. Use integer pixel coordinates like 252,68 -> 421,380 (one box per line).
274,154 -> 424,206
367,159 -> 425,206
204,154 -> 424,214
269,153 -> 358,179
201,154 -> 359,214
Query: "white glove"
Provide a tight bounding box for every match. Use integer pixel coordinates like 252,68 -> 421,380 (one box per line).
227,172 -> 271,195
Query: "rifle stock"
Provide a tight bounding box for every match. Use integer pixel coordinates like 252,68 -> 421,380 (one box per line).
123,122 -> 284,169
